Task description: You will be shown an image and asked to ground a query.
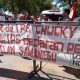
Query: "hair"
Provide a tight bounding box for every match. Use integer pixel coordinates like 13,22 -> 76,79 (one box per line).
64,9 -> 70,15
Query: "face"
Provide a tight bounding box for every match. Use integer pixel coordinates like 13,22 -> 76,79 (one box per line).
63,11 -> 67,16
43,15 -> 46,19
13,12 -> 17,16
0,12 -> 4,16
34,15 -> 38,19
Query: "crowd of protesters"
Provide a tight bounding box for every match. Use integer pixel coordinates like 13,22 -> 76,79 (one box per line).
0,9 -> 52,22
0,8 -> 79,22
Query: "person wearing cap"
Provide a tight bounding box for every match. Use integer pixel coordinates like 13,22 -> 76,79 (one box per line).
59,9 -> 71,21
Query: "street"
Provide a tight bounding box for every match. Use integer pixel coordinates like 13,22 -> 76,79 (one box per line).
0,55 -> 79,80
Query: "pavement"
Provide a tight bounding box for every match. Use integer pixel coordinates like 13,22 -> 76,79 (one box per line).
0,55 -> 80,80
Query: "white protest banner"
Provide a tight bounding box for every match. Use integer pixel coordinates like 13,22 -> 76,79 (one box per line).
0,21 -> 80,69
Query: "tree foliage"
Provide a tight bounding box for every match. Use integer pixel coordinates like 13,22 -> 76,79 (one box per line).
0,0 -> 52,15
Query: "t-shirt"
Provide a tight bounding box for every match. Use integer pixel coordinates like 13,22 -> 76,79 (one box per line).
59,16 -> 71,21
0,16 -> 5,21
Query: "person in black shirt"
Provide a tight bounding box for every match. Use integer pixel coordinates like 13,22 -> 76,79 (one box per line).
59,9 -> 71,21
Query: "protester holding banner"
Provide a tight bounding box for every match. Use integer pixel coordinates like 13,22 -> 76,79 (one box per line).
32,14 -> 39,22
11,12 -> 18,21
42,15 -> 52,21
59,8 -> 71,21
18,10 -> 30,21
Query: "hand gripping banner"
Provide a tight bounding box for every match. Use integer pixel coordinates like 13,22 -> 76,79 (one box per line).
0,21 -> 80,69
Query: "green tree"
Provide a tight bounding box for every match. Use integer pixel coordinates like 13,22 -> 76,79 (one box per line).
0,0 -> 52,15
15,0 -> 52,14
